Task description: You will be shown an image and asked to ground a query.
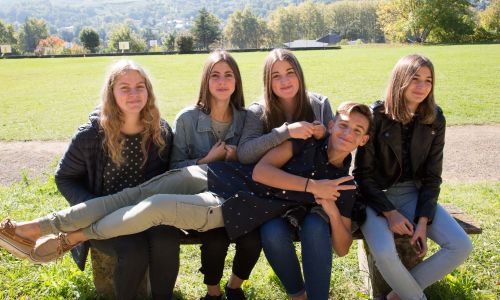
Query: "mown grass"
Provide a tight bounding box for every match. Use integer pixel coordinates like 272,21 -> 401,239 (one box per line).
1,44 -> 499,140
0,171 -> 498,299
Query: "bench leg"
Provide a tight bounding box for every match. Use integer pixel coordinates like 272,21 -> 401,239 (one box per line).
358,238 -> 423,298
91,247 -> 150,298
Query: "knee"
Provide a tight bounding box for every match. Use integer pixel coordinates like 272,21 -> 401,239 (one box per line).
301,214 -> 330,243
260,218 -> 292,249
201,229 -> 230,254
449,233 -> 473,260
236,229 -> 262,252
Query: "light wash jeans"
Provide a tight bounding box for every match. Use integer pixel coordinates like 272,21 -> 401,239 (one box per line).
260,213 -> 332,300
37,165 -> 225,239
361,181 -> 472,300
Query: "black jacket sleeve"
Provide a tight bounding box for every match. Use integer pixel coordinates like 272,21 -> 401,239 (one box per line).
54,125 -> 99,206
353,113 -> 397,214
415,110 -> 445,223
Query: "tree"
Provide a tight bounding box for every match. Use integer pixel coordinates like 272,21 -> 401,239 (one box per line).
79,27 -> 100,53
377,0 -> 474,43
162,32 -> 176,51
0,20 -> 18,53
268,6 -> 301,44
480,0 -> 500,34
224,8 -> 269,49
35,35 -> 65,55
191,8 -> 221,50
18,17 -> 49,53
298,1 -> 328,40
108,23 -> 146,53
326,1 -> 384,42
176,33 -> 194,53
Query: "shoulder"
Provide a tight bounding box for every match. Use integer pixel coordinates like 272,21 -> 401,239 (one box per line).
434,105 -> 445,124
247,102 -> 265,115
308,92 -> 329,106
73,120 -> 101,144
175,106 -> 201,120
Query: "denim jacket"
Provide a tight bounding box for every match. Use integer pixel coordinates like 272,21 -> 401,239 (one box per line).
170,104 -> 246,169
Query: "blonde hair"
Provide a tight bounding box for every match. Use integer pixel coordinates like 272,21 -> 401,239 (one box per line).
100,60 -> 165,166
196,50 -> 245,114
262,48 -> 314,132
384,54 -> 437,124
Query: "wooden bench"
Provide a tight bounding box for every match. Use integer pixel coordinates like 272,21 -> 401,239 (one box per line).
91,203 -> 481,298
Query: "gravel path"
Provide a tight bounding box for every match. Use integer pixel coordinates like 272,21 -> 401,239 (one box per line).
0,125 -> 498,186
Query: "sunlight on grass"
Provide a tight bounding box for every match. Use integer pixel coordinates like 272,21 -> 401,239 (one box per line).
0,175 -> 497,299
1,44 -> 499,140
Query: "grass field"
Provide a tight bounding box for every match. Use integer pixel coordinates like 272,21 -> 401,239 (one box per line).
0,175 -> 497,300
0,44 -> 499,299
0,44 -> 499,140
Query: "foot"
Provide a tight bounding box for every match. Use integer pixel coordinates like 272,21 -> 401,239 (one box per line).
224,284 -> 246,300
0,219 -> 36,260
30,233 -> 77,263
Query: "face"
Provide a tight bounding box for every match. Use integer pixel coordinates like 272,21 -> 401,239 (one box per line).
271,60 -> 300,103
208,61 -> 236,103
113,70 -> 148,116
329,112 -> 370,153
404,66 -> 433,113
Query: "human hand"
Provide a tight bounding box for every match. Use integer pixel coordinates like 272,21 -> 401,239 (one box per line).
307,175 -> 356,201
312,121 -> 326,139
200,140 -> 226,164
411,219 -> 428,257
316,197 -> 340,217
224,144 -> 238,161
287,121 -> 315,139
383,210 -> 414,236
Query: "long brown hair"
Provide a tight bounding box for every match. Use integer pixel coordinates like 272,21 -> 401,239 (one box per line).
100,60 -> 165,166
384,54 -> 437,124
262,48 -> 315,132
196,50 -> 245,114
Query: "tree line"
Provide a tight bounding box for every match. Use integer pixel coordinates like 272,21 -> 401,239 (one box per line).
1,0 -> 499,56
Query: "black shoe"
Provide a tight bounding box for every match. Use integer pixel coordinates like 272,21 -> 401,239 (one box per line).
224,285 -> 246,300
200,294 -> 222,300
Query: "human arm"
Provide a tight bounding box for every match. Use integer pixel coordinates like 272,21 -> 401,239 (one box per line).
411,217 -> 429,257
252,140 -> 356,201
54,126 -> 98,206
237,103 -> 291,164
316,197 -> 353,256
415,110 -> 446,223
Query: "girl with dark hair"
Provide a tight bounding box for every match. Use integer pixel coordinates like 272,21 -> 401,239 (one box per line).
237,48 -> 337,300
169,50 -> 260,300
354,54 -> 472,300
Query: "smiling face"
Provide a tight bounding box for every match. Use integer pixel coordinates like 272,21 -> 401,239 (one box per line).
112,70 -> 148,116
208,61 -> 236,104
404,66 -> 433,113
330,111 -> 370,153
271,60 -> 300,103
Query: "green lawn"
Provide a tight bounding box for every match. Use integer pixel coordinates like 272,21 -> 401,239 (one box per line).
0,44 -> 498,299
0,174 -> 497,299
0,44 -> 499,140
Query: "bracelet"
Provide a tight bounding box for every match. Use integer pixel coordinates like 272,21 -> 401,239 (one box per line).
304,178 -> 310,192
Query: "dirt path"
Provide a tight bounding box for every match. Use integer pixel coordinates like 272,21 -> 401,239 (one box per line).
0,125 -> 499,186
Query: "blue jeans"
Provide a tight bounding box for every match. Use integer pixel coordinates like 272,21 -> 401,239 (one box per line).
261,212 -> 332,300
361,181 -> 472,300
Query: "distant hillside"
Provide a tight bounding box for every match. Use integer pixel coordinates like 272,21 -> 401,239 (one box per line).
0,0 -> 334,31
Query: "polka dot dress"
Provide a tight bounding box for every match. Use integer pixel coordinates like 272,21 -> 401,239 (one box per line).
103,134 -> 145,195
